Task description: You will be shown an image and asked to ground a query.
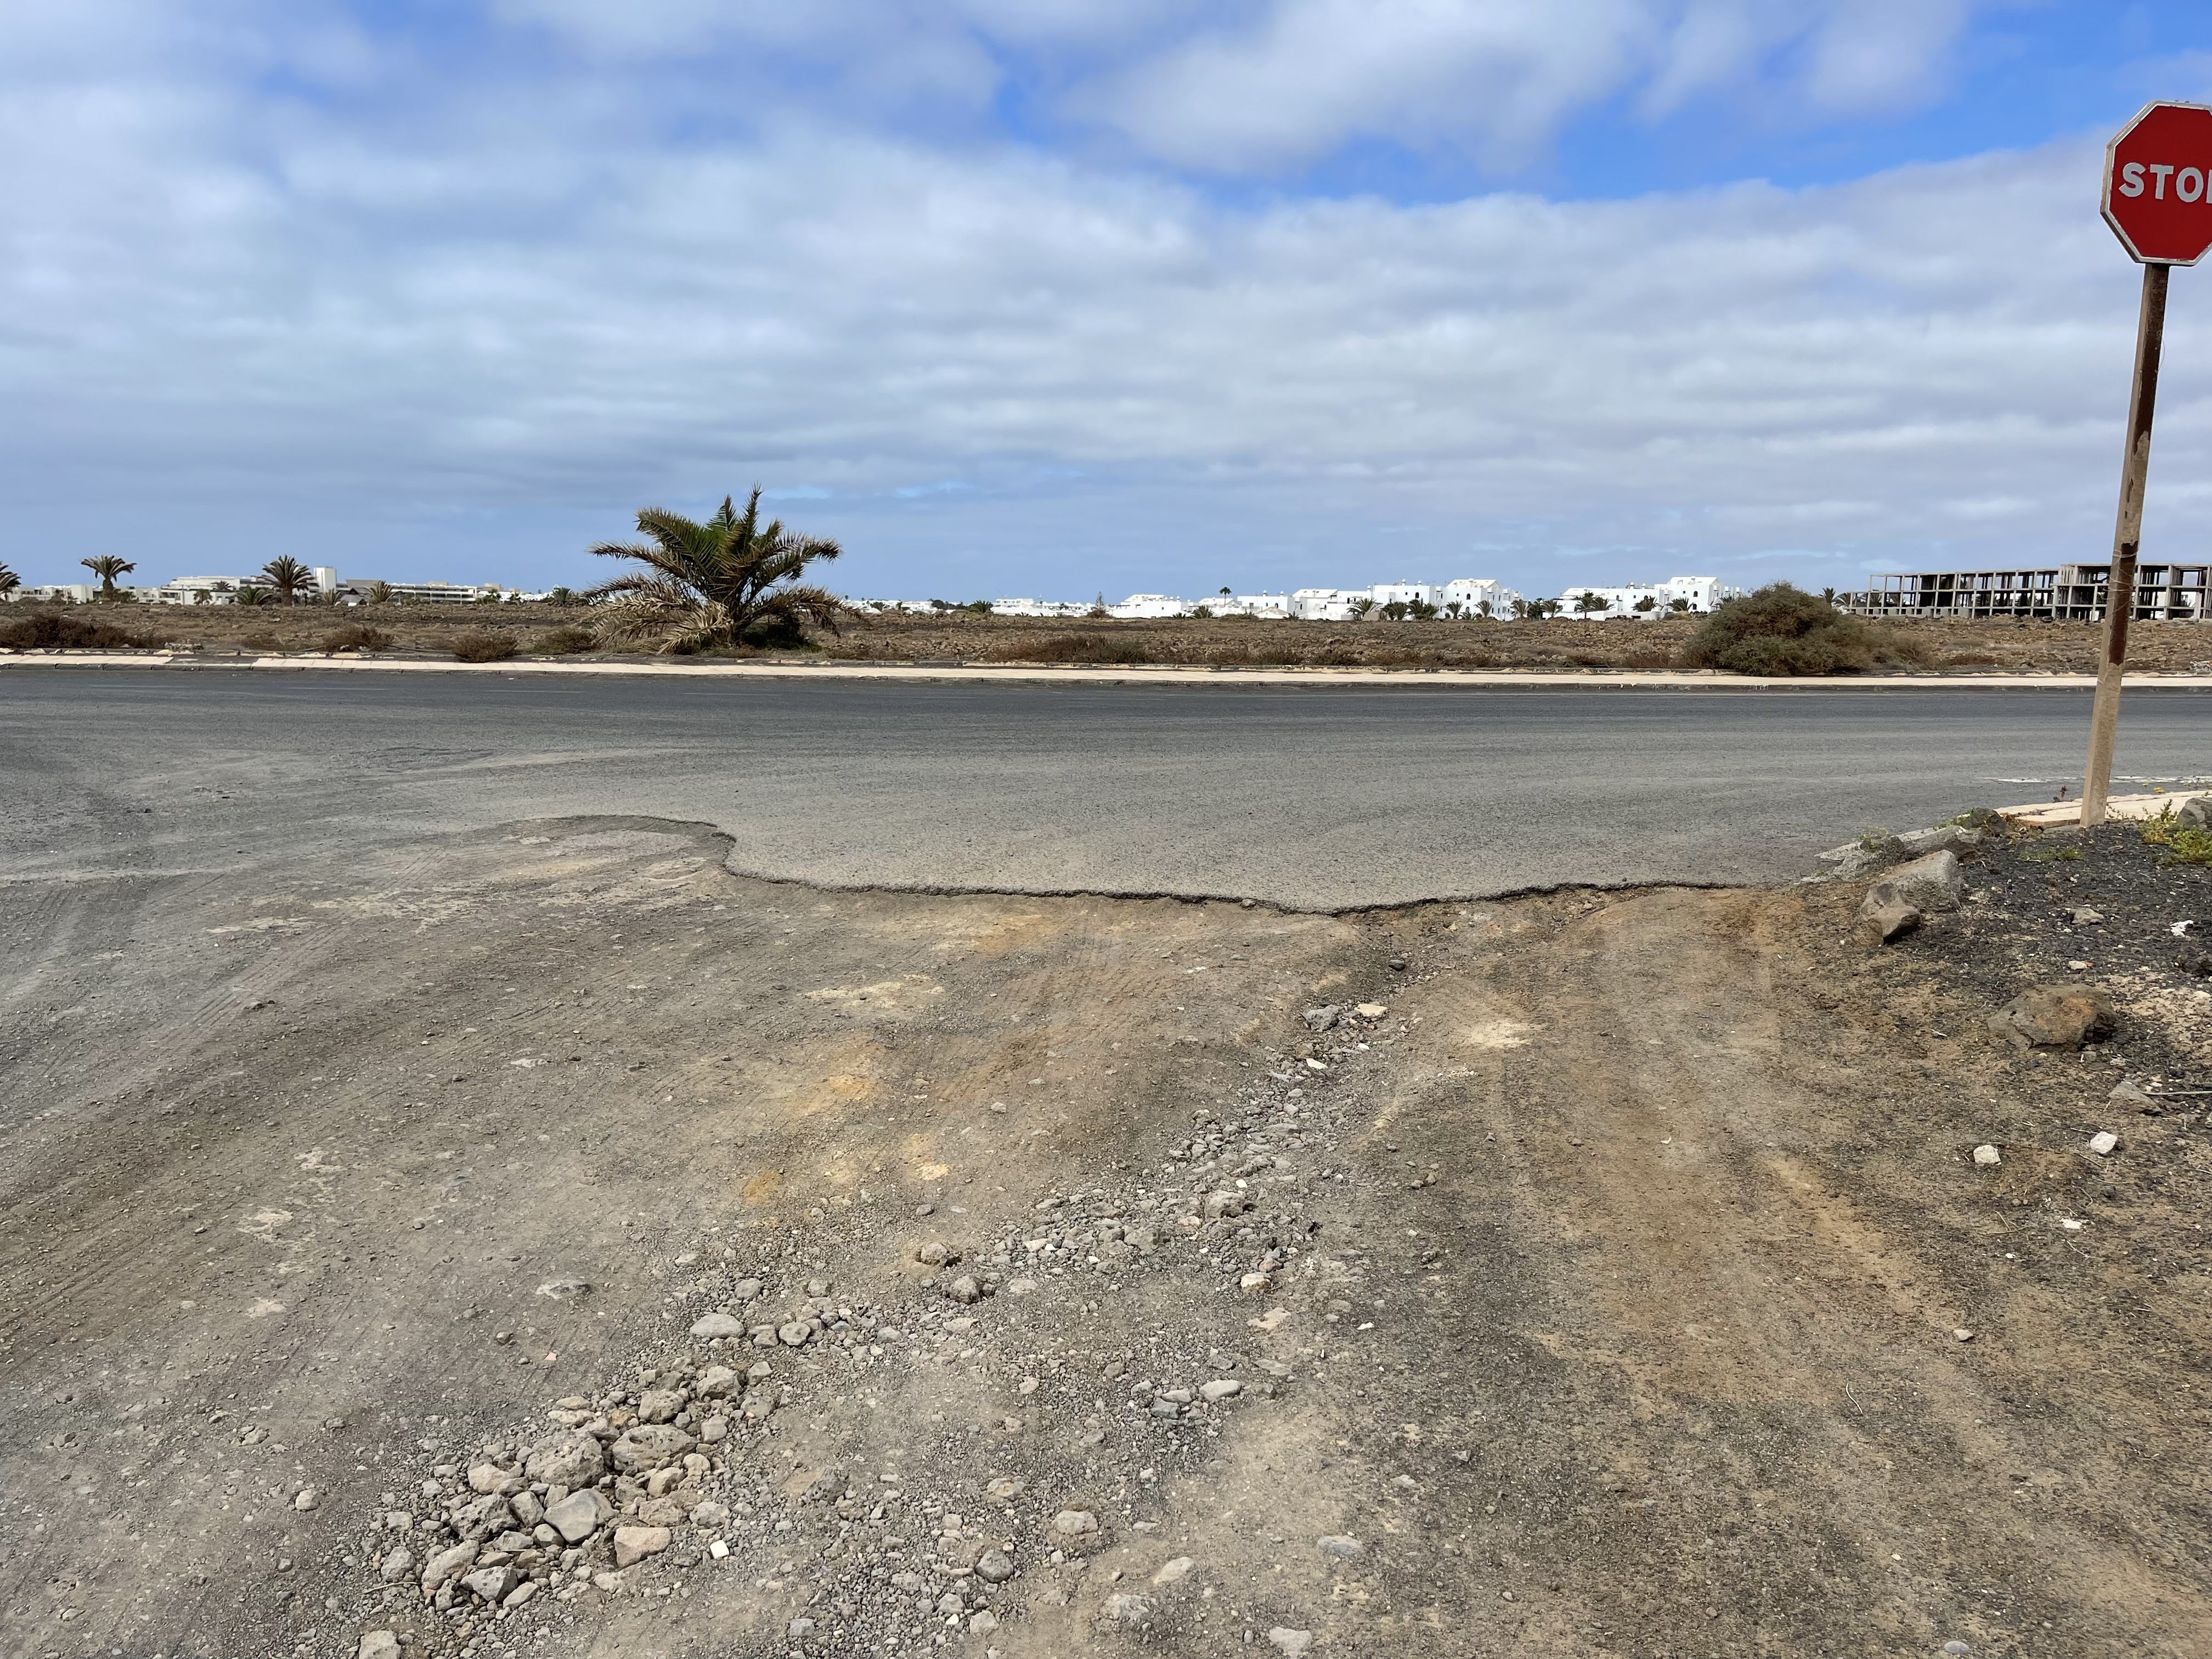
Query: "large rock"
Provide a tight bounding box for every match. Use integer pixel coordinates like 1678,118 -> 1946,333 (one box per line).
524,1430 -> 606,1488
1859,887 -> 1923,945
461,1565 -> 517,1605
690,1312 -> 747,1340
1987,985 -> 2117,1051
1877,850 -> 1965,913
610,1424 -> 696,1474
544,1488 -> 613,1544
358,1636 -> 401,1659
419,1539 -> 478,1598
2178,794 -> 2212,830
614,1524 -> 673,1567
452,1493 -> 512,1541
695,1364 -> 741,1399
636,1389 -> 684,1424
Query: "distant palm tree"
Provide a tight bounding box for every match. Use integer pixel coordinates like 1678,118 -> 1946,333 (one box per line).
1477,600 -> 1493,618
1443,601 -> 1464,619
0,562 -> 19,597
1668,597 -> 1691,614
1409,599 -> 1438,620
261,556 -> 313,605
1350,597 -> 1376,619
1573,591 -> 1610,616
82,555 -> 136,597
1380,600 -> 1409,622
234,584 -> 272,607
589,489 -> 846,653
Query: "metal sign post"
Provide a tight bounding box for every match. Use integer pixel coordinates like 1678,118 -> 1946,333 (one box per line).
2085,100 -> 2212,825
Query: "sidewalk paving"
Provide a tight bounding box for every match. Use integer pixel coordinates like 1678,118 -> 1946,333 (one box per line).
10,650 -> 2212,692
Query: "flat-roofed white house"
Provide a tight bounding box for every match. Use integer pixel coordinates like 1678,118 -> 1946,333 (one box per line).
1288,588 -> 1366,620
1555,575 -> 1742,618
1107,594 -> 1190,618
1440,578 -> 1522,616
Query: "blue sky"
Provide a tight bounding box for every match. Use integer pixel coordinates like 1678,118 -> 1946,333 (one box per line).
5,1 -> 2212,600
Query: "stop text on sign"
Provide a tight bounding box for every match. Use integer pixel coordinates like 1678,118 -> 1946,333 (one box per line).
2117,161 -> 2209,202
2103,100 -> 2212,265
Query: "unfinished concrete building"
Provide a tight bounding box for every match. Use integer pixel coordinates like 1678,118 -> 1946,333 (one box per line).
1836,562 -> 2209,621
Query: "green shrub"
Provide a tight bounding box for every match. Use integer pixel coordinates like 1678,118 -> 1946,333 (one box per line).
319,623 -> 393,653
531,626 -> 598,654
2144,807 -> 2212,866
0,612 -> 164,650
1681,585 -> 1889,675
452,630 -> 520,663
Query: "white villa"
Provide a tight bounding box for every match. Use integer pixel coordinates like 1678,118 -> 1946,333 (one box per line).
1555,576 -> 1740,618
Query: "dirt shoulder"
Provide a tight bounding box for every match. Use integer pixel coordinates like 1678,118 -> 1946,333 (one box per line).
11,599 -> 2212,676
2,820 -> 2207,1659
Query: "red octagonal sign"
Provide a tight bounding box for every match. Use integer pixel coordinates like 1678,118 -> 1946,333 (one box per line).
2104,100 -> 2212,265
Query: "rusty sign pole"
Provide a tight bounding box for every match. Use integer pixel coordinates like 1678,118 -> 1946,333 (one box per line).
2080,260 -> 2170,828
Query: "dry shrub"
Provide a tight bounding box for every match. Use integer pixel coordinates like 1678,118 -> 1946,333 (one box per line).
320,623 -> 393,653
1681,585 -> 1895,675
531,626 -> 598,655
239,630 -> 281,651
452,630 -> 520,663
986,633 -> 1150,664
0,612 -> 165,650
1619,648 -> 1677,670
1944,651 -> 1999,668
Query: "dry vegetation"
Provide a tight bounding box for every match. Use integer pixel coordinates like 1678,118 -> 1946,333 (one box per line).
8,597 -> 2212,674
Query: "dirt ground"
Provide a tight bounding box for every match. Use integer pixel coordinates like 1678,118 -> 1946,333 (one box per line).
3,817 -> 2209,1659
12,598 -> 2212,674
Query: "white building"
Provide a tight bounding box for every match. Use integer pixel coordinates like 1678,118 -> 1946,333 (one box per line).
1367,581 -> 1441,610
1440,578 -> 1522,617
989,598 -> 1094,618
1549,575 -> 1743,618
1288,588 -> 1365,620
1107,594 -> 1190,619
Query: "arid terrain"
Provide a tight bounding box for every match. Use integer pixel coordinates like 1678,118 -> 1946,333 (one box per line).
4,809 -> 2209,1659
12,598 -> 2212,674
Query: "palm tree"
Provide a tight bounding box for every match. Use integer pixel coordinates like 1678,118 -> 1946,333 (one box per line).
1349,597 -> 1376,619
589,489 -> 846,653
0,562 -> 19,597
1668,597 -> 1691,614
261,556 -> 313,605
1380,600 -> 1409,622
1409,599 -> 1438,620
82,555 -> 136,597
1477,600 -> 1493,618
1443,601 -> 1463,619
1573,591 -> 1610,616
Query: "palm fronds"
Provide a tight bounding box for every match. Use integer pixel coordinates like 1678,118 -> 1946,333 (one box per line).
261,556 -> 313,605
587,489 -> 846,653
82,555 -> 137,595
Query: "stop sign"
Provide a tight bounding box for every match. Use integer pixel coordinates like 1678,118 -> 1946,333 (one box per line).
2104,100 -> 2212,264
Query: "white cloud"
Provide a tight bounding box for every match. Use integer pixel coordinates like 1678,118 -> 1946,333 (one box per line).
485,1 -> 1989,174
1077,0 -> 1987,172
0,2 -> 2193,600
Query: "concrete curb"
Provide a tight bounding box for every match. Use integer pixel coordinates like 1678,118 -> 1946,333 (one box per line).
1999,789 -> 2209,827
8,652 -> 2212,692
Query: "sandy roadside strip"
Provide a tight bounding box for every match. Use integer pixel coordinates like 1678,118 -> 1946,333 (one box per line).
9,651 -> 2212,691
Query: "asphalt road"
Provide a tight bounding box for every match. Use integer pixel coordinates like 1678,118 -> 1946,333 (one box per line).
4,670 -> 2208,908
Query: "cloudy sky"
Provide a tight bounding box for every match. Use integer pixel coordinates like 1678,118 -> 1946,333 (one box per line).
5,2 -> 2211,600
